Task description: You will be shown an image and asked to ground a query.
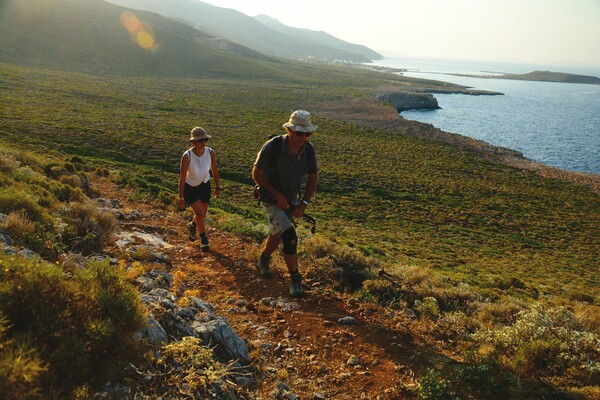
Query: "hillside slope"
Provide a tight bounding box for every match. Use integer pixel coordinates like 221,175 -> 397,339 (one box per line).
105,0 -> 381,62
253,14 -> 383,61
0,0 -> 278,77
89,175 -> 430,399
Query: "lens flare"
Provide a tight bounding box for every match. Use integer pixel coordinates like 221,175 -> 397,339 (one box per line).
136,31 -> 155,50
120,12 -> 141,32
120,11 -> 157,52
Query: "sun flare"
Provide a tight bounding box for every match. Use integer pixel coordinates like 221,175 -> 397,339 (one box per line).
119,11 -> 156,51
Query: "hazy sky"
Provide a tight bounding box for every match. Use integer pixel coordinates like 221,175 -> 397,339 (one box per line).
200,0 -> 600,68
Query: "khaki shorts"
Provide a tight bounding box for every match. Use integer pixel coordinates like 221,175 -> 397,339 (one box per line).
264,203 -> 293,236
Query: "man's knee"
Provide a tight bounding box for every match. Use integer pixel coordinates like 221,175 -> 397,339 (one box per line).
281,227 -> 297,255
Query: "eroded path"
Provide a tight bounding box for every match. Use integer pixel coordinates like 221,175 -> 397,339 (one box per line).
93,176 -> 455,399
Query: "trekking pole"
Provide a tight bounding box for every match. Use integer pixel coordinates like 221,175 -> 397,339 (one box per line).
286,205 -> 317,234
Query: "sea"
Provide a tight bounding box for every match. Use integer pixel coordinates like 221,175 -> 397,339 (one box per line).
368,55 -> 600,176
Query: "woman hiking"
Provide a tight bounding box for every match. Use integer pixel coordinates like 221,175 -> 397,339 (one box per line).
178,126 -> 221,251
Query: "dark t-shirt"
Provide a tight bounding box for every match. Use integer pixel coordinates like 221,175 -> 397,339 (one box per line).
254,135 -> 318,204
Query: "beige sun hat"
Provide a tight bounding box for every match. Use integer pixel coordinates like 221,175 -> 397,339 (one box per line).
188,126 -> 211,141
282,110 -> 317,133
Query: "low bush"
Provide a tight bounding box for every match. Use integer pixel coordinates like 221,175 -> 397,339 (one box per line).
362,279 -> 403,307
57,202 -> 116,255
0,187 -> 53,226
44,179 -> 85,203
303,235 -> 378,293
414,296 -> 441,320
473,303 -> 600,386
0,153 -> 20,174
2,211 -> 36,243
418,368 -> 458,400
0,254 -> 145,396
0,311 -> 47,400
156,336 -> 231,393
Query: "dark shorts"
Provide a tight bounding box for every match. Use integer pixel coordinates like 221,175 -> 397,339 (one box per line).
184,182 -> 211,205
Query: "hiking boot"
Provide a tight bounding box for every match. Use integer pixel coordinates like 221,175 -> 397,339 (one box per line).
188,221 -> 197,242
256,254 -> 272,278
200,233 -> 209,251
289,272 -> 304,298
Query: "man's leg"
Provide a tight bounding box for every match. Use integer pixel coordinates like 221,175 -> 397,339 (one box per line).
262,234 -> 281,257
281,227 -> 304,297
257,234 -> 280,278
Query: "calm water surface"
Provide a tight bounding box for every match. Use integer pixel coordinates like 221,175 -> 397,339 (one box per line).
371,57 -> 600,175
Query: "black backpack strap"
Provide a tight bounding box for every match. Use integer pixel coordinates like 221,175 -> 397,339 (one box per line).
265,135 -> 283,184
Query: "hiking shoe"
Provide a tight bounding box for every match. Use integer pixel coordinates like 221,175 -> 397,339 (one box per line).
256,254 -> 272,278
188,221 -> 197,242
289,272 -> 304,298
200,234 -> 210,251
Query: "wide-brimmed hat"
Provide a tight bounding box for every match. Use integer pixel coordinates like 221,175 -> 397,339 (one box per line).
188,126 -> 211,141
282,110 -> 317,133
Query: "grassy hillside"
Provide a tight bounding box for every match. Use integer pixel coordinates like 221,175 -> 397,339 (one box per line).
1,62 -> 598,304
0,0 -> 277,77
106,0 -> 380,62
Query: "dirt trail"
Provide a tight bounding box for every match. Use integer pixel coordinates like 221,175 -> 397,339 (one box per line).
93,176 -> 455,399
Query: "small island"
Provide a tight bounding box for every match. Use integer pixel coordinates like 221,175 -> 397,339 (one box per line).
451,70 -> 600,85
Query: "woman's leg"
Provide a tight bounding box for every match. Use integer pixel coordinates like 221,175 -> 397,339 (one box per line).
190,200 -> 208,234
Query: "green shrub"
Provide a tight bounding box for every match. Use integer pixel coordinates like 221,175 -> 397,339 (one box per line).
215,213 -> 267,242
303,234 -> 337,258
414,297 -> 441,320
43,162 -> 67,180
69,156 -> 84,164
0,154 -> 20,174
94,167 -> 110,177
57,202 -> 116,255
362,279 -> 403,307
459,352 -> 513,397
44,180 -> 85,203
0,187 -> 53,226
63,162 -> 76,173
568,291 -> 595,304
157,190 -> 175,208
155,337 -> 230,393
0,312 -> 47,400
303,235 -> 377,293
474,299 -> 525,326
2,211 -> 35,243
0,255 -> 145,395
418,369 -> 457,400
58,174 -> 82,188
473,303 -> 600,385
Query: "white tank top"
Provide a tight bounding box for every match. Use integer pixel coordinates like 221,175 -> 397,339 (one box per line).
185,148 -> 212,186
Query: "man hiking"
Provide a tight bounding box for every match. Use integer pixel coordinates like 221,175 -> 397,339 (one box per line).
252,110 -> 319,297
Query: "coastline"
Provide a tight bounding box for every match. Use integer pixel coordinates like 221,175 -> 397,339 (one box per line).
315,90 -> 600,194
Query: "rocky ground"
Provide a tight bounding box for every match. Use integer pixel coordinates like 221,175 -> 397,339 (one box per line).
91,176 -> 456,399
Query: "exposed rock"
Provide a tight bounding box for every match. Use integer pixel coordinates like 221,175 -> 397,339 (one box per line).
346,355 -> 361,366
192,318 -> 250,364
0,232 -> 13,247
376,91 -> 440,112
135,269 -> 250,364
139,316 -> 168,346
338,316 -> 358,325
260,296 -> 302,313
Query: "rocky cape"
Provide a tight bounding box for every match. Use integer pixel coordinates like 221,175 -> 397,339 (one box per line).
376,87 -> 502,113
